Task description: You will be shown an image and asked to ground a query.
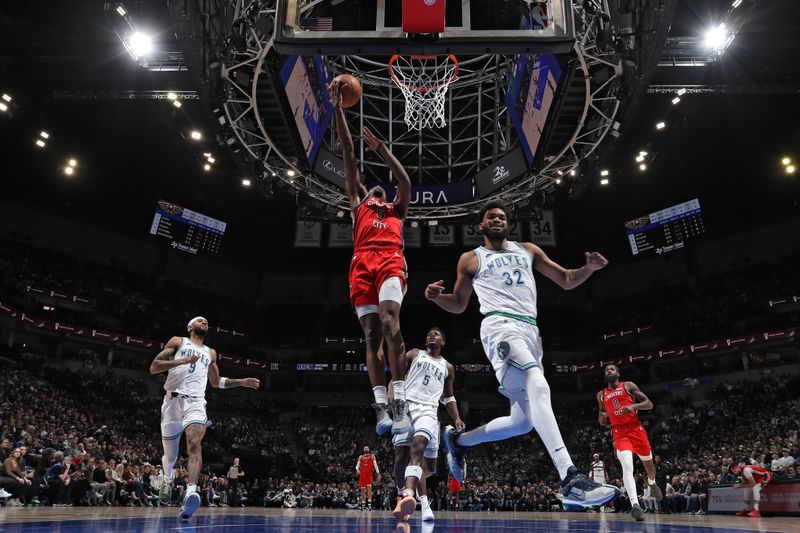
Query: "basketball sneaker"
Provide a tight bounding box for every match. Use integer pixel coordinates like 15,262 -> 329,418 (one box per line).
631,503 -> 645,521
421,501 -> 435,522
373,403 -> 393,436
158,479 -> 173,505
735,509 -> 750,517
560,466 -> 620,509
747,509 -> 761,517
391,399 -> 411,434
442,425 -> 467,483
179,491 -> 201,520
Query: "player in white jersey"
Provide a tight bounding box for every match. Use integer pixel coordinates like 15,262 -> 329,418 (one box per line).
425,200 -> 620,510
392,327 -> 463,523
149,317 -> 260,520
591,454 -> 607,484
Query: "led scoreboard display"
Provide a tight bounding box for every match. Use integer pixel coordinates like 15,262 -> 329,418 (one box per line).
625,198 -> 705,256
149,200 -> 227,255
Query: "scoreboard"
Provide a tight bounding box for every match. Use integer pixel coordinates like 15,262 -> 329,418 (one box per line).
149,200 -> 227,255
625,198 -> 704,256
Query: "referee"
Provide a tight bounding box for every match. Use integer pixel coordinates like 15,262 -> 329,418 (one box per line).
227,458 -> 245,507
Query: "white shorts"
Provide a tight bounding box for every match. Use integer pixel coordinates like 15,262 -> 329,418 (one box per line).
160,393 -> 211,441
480,314 -> 543,397
392,401 -> 440,459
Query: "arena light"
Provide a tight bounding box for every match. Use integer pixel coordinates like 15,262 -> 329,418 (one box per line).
35,139 -> 46,148
656,121 -> 666,130
0,102 -> 7,112
732,0 -> 743,8
64,166 -> 74,176
636,154 -> 645,163
555,178 -> 562,185
242,178 -> 252,187
203,163 -> 211,172
190,130 -> 202,140
781,157 -> 791,166
672,96 -> 681,105
639,150 -> 648,156
337,210 -> 345,219
639,163 -> 647,172
167,92 -> 178,100
116,5 -> 127,16
287,169 -> 296,177
172,100 -> 182,108
600,169 -> 609,177
68,158 -> 77,167
677,88 -> 686,96
128,32 -> 153,58
600,178 -> 609,186
787,165 -> 796,175
1,94 -> 10,102
570,169 -> 576,176
207,156 -> 215,164
39,131 -> 50,139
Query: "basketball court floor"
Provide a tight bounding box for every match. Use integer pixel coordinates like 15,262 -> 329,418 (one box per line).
0,508 -> 796,533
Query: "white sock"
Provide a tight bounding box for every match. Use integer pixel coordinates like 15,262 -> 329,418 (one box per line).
392,380 -> 406,402
187,484 -> 197,495
420,495 -> 429,509
373,386 -> 388,405
161,437 -> 180,482
617,450 -> 639,507
457,369 -> 573,479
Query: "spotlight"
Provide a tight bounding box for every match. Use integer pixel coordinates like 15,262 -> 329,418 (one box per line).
639,163 -> 647,172
677,88 -> 686,96
172,100 -> 182,108
787,165 -> 796,175
116,5 -> 127,16
555,178 -> 562,185
190,130 -> 202,140
1,94 -> 11,102
557,170 -> 563,175
203,163 -> 211,172
600,178 -> 609,186
600,169 -> 609,177
242,178 -> 252,187
64,166 -> 74,176
207,156 -> 215,164
68,159 -> 77,167
35,139 -> 46,148
167,92 -> 178,100
203,152 -> 212,157
639,150 -> 648,156
656,122 -> 666,130
287,169 -> 296,177
128,32 -> 153,57
570,169 -> 576,176
781,157 -> 791,166
636,155 -> 645,163
40,131 -> 50,139
0,103 -> 6,112
672,97 -> 681,105
732,0 -> 742,8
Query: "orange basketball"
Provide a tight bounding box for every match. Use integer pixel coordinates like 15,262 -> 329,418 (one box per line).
333,74 -> 362,108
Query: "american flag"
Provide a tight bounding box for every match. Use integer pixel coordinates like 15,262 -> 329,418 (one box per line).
300,17 -> 333,31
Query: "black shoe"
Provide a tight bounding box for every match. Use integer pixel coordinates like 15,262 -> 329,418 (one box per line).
391,399 -> 411,434
373,403 -> 393,435
631,504 -> 645,521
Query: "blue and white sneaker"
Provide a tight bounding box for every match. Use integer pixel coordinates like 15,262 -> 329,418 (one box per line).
560,466 -> 620,510
373,403 -> 393,436
179,491 -> 201,520
441,425 -> 467,483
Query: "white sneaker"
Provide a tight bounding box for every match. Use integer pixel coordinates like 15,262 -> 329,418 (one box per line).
421,505 -> 435,522
0,488 -> 11,499
180,492 -> 201,520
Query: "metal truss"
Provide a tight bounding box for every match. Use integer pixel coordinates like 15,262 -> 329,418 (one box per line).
220,0 -> 621,220
52,90 -> 200,100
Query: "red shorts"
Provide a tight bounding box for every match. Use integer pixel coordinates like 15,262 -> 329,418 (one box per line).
349,248 -> 407,308
359,474 -> 374,488
449,478 -> 462,493
612,423 -> 652,457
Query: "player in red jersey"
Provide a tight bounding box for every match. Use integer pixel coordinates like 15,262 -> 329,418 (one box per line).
731,463 -> 773,517
598,363 -> 662,521
356,446 -> 381,511
330,79 -> 412,436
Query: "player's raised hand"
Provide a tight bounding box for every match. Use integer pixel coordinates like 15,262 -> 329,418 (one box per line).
362,126 -> 382,151
425,280 -> 445,301
241,377 -> 261,389
328,80 -> 342,107
455,418 -> 465,431
585,251 -> 609,271
183,354 -> 201,366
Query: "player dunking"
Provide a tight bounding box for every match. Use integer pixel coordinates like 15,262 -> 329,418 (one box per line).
356,446 -> 381,510
425,200 -> 620,509
393,327 -> 463,522
731,462 -> 773,517
149,317 -> 260,520
330,79 -> 412,435
598,363 -> 663,521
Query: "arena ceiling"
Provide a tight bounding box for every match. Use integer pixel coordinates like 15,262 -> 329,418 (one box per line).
1,0 -> 799,263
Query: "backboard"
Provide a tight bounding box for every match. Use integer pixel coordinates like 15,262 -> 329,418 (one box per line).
274,0 -> 575,56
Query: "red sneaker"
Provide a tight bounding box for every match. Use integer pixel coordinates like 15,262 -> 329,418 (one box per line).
735,510 -> 749,517
747,509 -> 761,518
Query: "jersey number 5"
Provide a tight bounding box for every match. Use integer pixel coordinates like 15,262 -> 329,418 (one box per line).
423,375 -> 430,386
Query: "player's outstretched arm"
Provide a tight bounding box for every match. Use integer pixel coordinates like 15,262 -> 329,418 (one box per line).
149,336 -> 196,374
207,350 -> 260,389
425,252 -> 476,314
622,382 -> 653,412
521,242 -> 608,290
442,362 -> 465,430
596,390 -> 609,426
363,126 -> 411,219
329,80 -> 362,211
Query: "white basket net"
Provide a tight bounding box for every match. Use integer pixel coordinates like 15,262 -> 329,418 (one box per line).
389,55 -> 459,130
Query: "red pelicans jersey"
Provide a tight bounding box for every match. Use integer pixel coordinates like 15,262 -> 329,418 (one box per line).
603,382 -> 639,427
353,198 -> 403,250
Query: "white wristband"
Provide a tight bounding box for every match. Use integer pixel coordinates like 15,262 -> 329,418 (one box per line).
218,377 -> 228,389
440,396 -> 456,405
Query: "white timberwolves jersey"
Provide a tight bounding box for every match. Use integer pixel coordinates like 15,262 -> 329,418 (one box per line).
405,350 -> 449,408
592,461 -> 606,484
472,242 -> 538,319
163,338 -> 212,397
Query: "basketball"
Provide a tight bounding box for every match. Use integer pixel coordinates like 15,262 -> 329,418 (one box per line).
333,74 -> 362,108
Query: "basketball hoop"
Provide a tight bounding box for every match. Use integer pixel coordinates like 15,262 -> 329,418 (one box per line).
389,54 -> 459,130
